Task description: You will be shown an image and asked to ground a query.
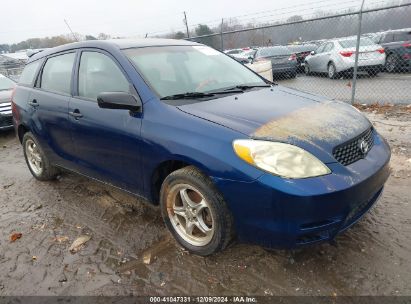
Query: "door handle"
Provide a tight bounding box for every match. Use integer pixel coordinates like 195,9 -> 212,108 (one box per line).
28,99 -> 39,107
69,109 -> 83,119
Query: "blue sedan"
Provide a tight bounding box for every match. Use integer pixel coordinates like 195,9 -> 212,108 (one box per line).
12,39 -> 390,255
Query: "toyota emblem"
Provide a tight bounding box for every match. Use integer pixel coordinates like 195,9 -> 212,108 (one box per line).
359,139 -> 369,155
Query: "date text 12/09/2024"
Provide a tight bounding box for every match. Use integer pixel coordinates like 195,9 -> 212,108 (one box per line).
149,296 -> 257,303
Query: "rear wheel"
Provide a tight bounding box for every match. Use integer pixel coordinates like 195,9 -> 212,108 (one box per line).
304,63 -> 311,75
23,132 -> 59,181
327,62 -> 338,79
160,166 -> 233,256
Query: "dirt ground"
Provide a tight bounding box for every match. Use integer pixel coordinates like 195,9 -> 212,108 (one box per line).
0,105 -> 410,296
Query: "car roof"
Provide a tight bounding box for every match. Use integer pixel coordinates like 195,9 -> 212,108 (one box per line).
27,38 -> 200,63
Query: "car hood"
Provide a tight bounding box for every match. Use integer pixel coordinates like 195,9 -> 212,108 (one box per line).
0,89 -> 12,103
177,86 -> 371,163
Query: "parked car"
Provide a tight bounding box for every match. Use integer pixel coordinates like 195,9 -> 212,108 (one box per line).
13,39 -> 390,255
252,46 -> 298,79
305,37 -> 386,79
232,49 -> 257,64
245,59 -> 273,82
224,48 -> 246,56
0,74 -> 16,130
287,44 -> 317,72
370,29 -> 411,73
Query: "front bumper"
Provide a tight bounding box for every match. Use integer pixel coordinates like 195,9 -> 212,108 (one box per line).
0,114 -> 13,131
213,131 -> 391,249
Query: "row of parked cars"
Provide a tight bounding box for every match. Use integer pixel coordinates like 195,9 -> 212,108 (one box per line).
225,28 -> 411,80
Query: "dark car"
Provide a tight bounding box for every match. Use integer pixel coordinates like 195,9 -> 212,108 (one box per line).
253,46 -> 298,79
12,39 -> 390,256
287,44 -> 317,72
0,74 -> 16,130
371,29 -> 411,72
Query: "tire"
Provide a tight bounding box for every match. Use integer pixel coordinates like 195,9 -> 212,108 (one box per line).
304,63 -> 310,75
160,166 -> 234,256
23,132 -> 59,181
327,62 -> 338,79
367,69 -> 379,77
385,54 -> 398,73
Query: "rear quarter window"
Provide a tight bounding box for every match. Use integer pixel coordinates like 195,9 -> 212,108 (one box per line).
19,61 -> 41,86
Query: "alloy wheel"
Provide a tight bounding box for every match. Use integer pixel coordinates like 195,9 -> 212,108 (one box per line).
25,139 -> 43,176
328,64 -> 336,79
166,184 -> 215,247
385,55 -> 396,73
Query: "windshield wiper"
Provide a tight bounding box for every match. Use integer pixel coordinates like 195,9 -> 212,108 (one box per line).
160,92 -> 215,100
160,89 -> 246,100
224,84 -> 272,91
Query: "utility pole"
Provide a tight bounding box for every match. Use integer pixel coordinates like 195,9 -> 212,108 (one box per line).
183,11 -> 190,38
351,0 -> 366,104
220,18 -> 224,51
64,19 -> 79,42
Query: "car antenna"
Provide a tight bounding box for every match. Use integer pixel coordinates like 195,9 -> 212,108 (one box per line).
64,19 -> 79,42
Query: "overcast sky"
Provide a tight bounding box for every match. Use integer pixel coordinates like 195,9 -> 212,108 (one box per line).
1,0 -> 399,44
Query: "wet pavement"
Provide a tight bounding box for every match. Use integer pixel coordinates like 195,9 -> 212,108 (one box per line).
0,108 -> 410,296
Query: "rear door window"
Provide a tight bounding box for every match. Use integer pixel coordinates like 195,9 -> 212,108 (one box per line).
382,33 -> 394,43
394,32 -> 411,42
40,53 -> 75,95
316,44 -> 326,54
78,51 -> 130,101
19,60 -> 41,86
324,43 -> 334,52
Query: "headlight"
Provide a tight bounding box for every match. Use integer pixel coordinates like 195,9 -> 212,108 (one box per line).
233,139 -> 331,179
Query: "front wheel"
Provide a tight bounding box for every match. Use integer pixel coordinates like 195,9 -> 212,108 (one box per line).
367,69 -> 379,77
23,132 -> 59,181
160,166 -> 233,256
385,54 -> 399,73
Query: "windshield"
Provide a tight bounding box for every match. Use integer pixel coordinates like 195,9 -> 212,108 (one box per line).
0,75 -> 16,91
124,45 -> 265,98
338,37 -> 375,48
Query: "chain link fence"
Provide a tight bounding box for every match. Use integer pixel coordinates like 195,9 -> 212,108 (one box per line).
189,2 -> 411,104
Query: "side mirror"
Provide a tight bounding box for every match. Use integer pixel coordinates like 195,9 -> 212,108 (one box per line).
97,92 -> 142,112
310,51 -> 316,55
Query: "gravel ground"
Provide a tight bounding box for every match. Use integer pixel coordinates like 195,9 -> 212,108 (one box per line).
0,107 -> 410,296
278,73 -> 411,104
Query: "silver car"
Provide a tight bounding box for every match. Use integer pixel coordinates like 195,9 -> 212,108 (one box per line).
304,37 -> 386,79
0,74 -> 15,131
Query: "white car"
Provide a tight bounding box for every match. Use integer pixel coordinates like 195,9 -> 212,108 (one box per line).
304,37 -> 386,79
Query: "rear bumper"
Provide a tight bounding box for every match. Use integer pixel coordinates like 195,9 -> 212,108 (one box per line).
271,63 -> 297,74
213,131 -> 391,249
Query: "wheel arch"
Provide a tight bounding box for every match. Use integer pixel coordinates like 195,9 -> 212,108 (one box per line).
17,124 -> 30,144
149,157 -> 212,205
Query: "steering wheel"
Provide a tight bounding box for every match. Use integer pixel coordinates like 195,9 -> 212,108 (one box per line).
195,78 -> 218,91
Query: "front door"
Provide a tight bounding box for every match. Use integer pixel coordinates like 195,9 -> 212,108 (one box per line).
69,50 -> 143,192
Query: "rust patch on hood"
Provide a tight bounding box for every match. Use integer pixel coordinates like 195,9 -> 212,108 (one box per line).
253,101 -> 371,144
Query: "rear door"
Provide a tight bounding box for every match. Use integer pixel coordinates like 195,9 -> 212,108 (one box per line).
68,49 -> 143,192
308,44 -> 326,72
29,51 -> 76,164
317,42 -> 334,71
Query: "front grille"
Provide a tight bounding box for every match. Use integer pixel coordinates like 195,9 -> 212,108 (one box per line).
0,115 -> 13,128
0,102 -> 12,115
333,127 -> 374,166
